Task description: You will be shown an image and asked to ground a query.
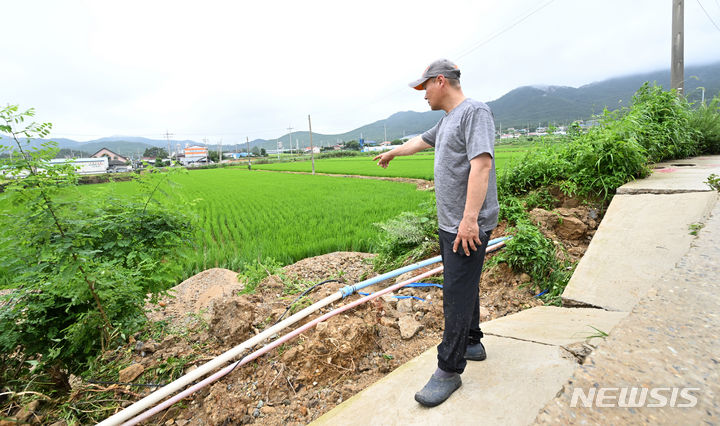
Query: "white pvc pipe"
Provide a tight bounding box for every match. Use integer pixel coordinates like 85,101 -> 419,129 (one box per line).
98,292 -> 341,426
103,240 -> 505,424
100,256 -> 443,425
123,266 -> 444,425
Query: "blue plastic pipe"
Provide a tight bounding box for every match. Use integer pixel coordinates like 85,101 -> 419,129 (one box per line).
339,236 -> 510,298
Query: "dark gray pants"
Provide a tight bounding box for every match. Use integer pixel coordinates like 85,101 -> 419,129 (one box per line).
436,228 -> 491,374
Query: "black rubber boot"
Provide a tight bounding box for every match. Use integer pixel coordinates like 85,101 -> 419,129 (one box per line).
464,342 -> 487,361
414,373 -> 462,407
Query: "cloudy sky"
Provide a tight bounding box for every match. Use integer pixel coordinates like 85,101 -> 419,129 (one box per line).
3,0 -> 720,142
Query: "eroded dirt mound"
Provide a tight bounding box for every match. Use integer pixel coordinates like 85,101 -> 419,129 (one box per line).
146,268 -> 243,328
123,201 -> 601,425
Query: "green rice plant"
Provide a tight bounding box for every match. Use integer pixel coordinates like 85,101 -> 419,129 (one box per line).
4,169 -> 435,285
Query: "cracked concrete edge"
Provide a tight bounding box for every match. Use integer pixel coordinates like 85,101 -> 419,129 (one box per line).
616,188 -> 714,195
561,191 -> 719,311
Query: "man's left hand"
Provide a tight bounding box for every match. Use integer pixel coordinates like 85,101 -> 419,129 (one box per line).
453,216 -> 482,256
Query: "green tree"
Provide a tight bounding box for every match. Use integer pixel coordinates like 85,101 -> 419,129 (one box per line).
251,146 -> 261,156
0,105 -> 193,384
144,146 -> 168,158
208,150 -> 220,163
260,148 -> 267,156
343,140 -> 360,151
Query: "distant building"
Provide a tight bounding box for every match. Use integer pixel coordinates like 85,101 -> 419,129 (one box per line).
49,157 -> 109,174
182,145 -> 209,165
91,148 -> 128,163
225,152 -> 249,159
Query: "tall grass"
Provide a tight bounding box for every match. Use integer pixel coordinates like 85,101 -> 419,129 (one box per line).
689,93 -> 720,154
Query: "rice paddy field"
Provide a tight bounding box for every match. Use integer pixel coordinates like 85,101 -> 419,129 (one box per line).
0,138 -> 550,285
253,143 -> 531,179
71,168 -> 435,280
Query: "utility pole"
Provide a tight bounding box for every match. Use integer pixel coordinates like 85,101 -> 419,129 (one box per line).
203,138 -> 209,164
246,136 -> 250,156
164,130 -> 174,159
308,114 -> 315,175
219,138 -> 223,164
384,124 -> 387,142
287,125 -> 294,156
671,0 -> 684,96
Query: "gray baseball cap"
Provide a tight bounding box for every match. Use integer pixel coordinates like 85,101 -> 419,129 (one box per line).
408,59 -> 461,90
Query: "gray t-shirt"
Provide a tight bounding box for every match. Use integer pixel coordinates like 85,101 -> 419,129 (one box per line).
421,98 -> 498,234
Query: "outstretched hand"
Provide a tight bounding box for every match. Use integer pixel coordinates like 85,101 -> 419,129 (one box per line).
374,152 -> 395,168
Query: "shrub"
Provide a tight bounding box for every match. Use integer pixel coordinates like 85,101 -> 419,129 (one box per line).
492,221 -> 572,305
0,105 -> 193,381
563,128 -> 650,199
373,199 -> 439,271
689,93 -> 720,154
617,83 -> 699,162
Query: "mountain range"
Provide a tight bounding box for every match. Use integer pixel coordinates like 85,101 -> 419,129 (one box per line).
2,61 -> 718,157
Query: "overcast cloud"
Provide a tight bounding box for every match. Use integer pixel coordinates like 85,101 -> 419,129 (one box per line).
3,0 -> 720,142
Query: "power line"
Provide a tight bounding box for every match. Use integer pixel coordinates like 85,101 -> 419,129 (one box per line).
696,0 -> 720,32
323,0 -> 559,122
456,0 -> 557,60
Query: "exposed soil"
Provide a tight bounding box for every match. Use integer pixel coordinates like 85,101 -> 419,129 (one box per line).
91,195 -> 602,425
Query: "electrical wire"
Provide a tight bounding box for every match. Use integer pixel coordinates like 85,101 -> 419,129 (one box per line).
696,0 -> 720,32
456,0 -> 557,60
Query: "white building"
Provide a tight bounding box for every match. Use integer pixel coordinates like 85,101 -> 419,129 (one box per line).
50,157 -> 109,174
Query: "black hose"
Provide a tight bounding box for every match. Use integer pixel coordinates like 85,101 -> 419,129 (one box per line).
274,279 -> 341,325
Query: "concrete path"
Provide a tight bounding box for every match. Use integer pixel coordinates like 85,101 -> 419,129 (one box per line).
312,156 -> 720,425
535,196 -> 720,425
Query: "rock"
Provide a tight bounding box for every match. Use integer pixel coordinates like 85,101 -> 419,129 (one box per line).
0,420 -> 18,426
479,306 -> 491,319
381,293 -> 396,304
299,406 -> 308,416
140,342 -> 157,353
208,297 -> 256,344
315,321 -> 329,335
68,374 -> 82,390
556,216 -> 587,239
518,273 -> 532,283
260,406 -> 276,414
282,346 -> 301,363
396,298 -> 413,313
398,316 -> 423,339
529,208 -> 558,230
15,400 -> 40,422
119,363 -> 145,383
394,271 -> 416,284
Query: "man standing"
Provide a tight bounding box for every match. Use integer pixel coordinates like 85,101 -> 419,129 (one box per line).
374,59 -> 498,407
